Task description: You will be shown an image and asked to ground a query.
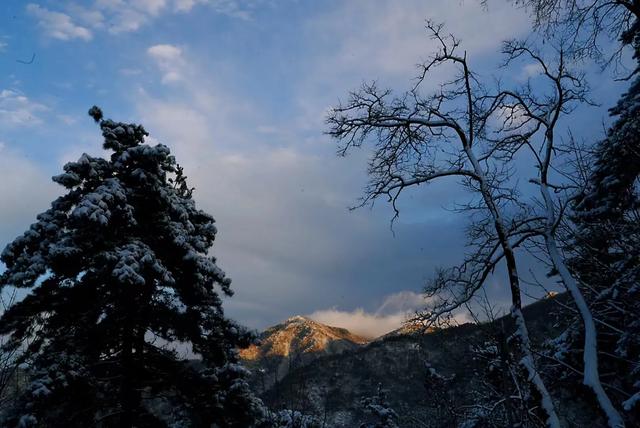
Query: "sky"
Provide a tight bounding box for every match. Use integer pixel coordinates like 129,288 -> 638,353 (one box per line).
0,0 -> 630,338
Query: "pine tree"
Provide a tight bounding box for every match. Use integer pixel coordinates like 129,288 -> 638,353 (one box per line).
266,409 -> 320,428
0,107 -> 267,427
359,383 -> 398,428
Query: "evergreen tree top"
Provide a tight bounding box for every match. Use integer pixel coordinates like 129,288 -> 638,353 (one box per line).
0,107 -> 265,427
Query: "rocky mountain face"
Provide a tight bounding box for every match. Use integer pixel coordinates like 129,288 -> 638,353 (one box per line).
252,319 -> 481,427
242,295 -> 601,427
377,320 -> 434,340
239,316 -> 369,390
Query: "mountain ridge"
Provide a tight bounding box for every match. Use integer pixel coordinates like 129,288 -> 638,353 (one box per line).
239,315 -> 369,387
249,294 -> 600,427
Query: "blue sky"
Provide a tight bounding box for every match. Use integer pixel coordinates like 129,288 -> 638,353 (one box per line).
0,0 -> 630,337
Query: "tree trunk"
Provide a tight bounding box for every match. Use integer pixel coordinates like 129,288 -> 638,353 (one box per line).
467,146 -> 561,427
540,182 -> 624,427
120,323 -> 135,428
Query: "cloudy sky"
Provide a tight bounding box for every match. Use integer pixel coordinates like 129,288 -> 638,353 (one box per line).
0,0 -> 629,337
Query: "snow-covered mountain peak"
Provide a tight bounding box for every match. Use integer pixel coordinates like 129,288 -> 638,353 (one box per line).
239,316 -> 368,367
284,315 -> 311,324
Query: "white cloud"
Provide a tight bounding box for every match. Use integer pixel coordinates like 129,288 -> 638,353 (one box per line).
0,146 -> 60,246
172,0 -> 199,12
489,103 -> 533,132
26,4 -> 92,41
133,0 -> 168,15
292,0 -> 531,131
0,41 -> 7,52
308,291 -> 428,338
308,291 -> 473,338
308,307 -> 409,339
67,4 -> 105,29
375,291 -> 426,316
0,89 -> 48,127
147,44 -> 182,61
27,0 -> 256,40
70,0 -> 160,33
105,8 -> 149,33
171,0 -> 252,19
307,0 -> 529,77
147,44 -> 185,83
519,62 -> 544,81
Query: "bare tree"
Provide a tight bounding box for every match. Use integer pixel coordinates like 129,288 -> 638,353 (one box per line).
480,40 -> 625,426
502,1 -> 640,424
511,0 -> 640,67
327,23 -> 560,427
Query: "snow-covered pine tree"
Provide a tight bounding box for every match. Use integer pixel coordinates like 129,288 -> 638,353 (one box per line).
0,107 -> 266,427
266,409 -> 321,428
359,383 -> 398,428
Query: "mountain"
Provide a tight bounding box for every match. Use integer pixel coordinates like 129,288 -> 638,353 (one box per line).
239,316 -> 368,389
377,319 -> 434,340
251,294 -> 602,427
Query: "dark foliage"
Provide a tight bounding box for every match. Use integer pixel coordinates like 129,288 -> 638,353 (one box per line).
0,107 -> 266,427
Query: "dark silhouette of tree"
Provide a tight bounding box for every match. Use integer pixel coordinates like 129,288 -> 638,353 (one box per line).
0,107 -> 266,427
327,23 -> 561,427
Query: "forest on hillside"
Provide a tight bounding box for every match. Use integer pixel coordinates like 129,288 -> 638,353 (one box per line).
0,0 -> 639,427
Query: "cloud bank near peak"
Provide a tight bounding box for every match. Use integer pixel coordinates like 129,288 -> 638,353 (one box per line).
307,290 -> 475,338
307,291 -> 427,338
